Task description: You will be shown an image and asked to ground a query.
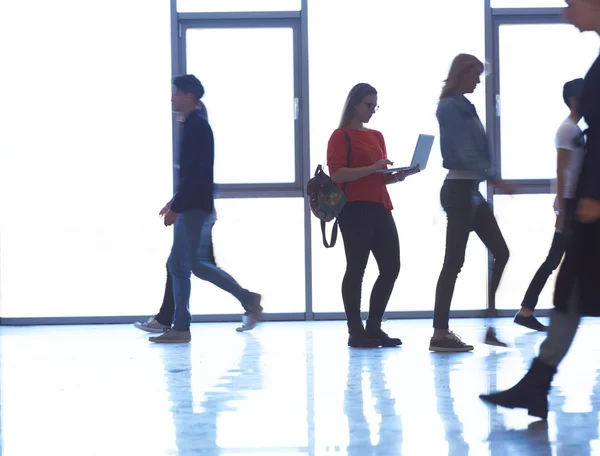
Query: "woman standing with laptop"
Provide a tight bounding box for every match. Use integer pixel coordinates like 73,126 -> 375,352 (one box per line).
327,82 -> 419,348
429,54 -> 514,352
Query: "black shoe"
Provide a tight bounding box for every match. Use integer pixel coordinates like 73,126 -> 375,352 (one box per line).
480,357 -> 556,420
429,331 -> 474,352
484,327 -> 509,347
348,332 -> 381,348
514,313 -> 548,331
366,318 -> 402,347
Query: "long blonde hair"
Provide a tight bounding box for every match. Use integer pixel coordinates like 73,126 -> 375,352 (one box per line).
339,83 -> 378,128
197,100 -> 208,119
439,54 -> 484,102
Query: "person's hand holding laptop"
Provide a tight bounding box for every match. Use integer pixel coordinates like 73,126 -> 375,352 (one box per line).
375,133 -> 435,182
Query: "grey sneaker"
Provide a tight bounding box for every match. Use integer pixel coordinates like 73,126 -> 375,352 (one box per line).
236,293 -> 263,332
134,317 -> 169,333
149,328 -> 191,344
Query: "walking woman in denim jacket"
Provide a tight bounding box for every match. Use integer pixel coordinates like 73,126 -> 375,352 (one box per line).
429,54 -> 514,352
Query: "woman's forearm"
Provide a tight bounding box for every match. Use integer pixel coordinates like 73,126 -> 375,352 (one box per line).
331,165 -> 375,183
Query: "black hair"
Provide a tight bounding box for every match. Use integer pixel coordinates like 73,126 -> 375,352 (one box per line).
173,74 -> 205,101
563,78 -> 584,107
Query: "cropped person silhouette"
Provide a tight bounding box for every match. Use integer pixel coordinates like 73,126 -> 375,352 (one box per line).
514,79 -> 585,331
480,0 -> 600,420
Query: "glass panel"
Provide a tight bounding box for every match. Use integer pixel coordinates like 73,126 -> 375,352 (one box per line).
0,0 -> 173,318
309,0 -> 488,312
494,194 -> 558,310
492,0 -> 565,7
191,198 -> 305,314
499,24 -> 599,179
185,28 -> 296,184
178,0 -> 300,13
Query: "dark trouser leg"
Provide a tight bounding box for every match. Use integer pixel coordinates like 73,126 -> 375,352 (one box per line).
521,231 -> 568,310
539,255 -> 581,367
154,264 -> 175,326
368,207 -> 400,320
433,181 -> 473,330
339,203 -> 373,333
520,198 -> 575,311
472,200 -> 510,300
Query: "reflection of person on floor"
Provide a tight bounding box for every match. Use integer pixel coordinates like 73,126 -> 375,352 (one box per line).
554,369 -> 600,456
160,335 -> 263,455
485,369 -> 600,455
344,351 -> 402,455
514,79 -> 585,332
141,75 -> 261,344
327,83 -> 419,348
431,354 -> 469,456
430,53 -> 513,353
480,0 -> 600,420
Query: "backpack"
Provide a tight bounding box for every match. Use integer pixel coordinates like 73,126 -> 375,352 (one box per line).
306,130 -> 352,248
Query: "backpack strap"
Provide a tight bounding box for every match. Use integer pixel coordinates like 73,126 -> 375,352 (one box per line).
321,219 -> 339,248
321,130 -> 352,248
342,130 -> 352,192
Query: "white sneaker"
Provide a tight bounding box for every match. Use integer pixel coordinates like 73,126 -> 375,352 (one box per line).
134,318 -> 169,333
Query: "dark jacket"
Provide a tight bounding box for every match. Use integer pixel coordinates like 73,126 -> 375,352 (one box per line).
555,52 -> 600,315
169,110 -> 215,213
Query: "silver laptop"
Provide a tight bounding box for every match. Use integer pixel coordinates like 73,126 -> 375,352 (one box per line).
377,134 -> 435,174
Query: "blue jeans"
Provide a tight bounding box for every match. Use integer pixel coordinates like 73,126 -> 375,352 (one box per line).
168,209 -> 250,331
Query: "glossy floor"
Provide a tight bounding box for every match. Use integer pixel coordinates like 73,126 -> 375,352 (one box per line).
1,317 -> 600,455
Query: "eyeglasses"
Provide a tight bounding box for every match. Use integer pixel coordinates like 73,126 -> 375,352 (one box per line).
360,102 -> 379,112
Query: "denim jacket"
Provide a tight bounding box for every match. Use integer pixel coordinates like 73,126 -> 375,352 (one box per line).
436,92 -> 497,180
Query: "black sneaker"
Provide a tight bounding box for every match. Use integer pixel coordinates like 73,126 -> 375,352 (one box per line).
369,328 -> 402,347
365,318 -> 402,347
484,327 -> 509,347
514,313 -> 548,331
348,332 -> 380,348
429,331 -> 474,352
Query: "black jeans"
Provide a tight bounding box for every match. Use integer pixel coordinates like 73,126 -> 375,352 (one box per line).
433,180 -> 510,329
338,201 -> 401,333
521,198 -> 575,310
155,264 -> 175,326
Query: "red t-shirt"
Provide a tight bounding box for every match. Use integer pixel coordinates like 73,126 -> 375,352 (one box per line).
327,128 -> 393,210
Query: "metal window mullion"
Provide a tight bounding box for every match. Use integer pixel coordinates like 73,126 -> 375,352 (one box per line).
491,7 -> 565,18
300,0 -> 312,321
178,11 -> 301,21
485,0 -> 496,316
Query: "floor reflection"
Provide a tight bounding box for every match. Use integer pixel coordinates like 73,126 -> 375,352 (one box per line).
160,334 -> 263,456
344,350 -> 402,455
431,353 -> 470,456
0,319 -> 599,455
